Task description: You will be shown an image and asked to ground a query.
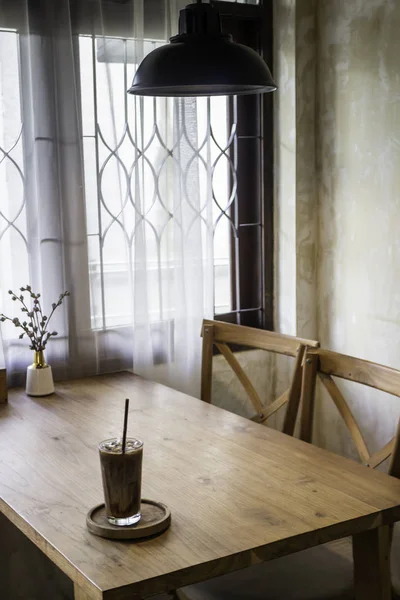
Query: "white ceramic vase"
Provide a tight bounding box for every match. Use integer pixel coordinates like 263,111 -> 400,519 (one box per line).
26,351 -> 55,397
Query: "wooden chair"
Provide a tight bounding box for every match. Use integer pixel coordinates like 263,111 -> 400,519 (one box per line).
297,347 -> 400,597
177,346 -> 400,600
299,347 -> 400,468
200,319 -> 319,435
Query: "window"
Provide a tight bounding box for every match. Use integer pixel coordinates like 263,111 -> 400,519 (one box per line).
79,37 -> 233,328
78,1 -> 273,331
0,29 -> 29,305
0,1 -> 273,339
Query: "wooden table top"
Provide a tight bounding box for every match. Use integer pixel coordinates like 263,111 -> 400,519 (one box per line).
1,372 -> 400,600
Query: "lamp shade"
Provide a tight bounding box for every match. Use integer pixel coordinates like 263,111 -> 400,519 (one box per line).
127,1 -> 277,97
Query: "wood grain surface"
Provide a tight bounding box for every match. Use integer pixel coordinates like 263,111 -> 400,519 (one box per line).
309,347 -> 400,397
201,319 -> 319,356
2,372 -> 400,600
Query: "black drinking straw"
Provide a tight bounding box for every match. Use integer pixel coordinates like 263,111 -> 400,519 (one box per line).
122,398 -> 129,454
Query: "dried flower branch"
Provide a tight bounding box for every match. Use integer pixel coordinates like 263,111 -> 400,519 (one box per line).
0,286 -> 70,352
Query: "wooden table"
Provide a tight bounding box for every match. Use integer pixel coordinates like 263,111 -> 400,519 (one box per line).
1,372 -> 400,600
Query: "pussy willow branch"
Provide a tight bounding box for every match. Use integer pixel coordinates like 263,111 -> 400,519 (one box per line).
0,287 -> 70,352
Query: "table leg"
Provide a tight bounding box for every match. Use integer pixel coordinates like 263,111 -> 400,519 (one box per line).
74,582 -> 93,600
353,526 -> 392,600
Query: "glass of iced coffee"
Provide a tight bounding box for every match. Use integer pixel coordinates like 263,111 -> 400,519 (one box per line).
99,437 -> 143,526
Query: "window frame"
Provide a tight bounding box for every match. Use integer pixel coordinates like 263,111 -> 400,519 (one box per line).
214,0 -> 274,331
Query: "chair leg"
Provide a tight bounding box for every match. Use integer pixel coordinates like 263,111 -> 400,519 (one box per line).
201,324 -> 214,403
282,345 -> 306,436
299,351 -> 318,443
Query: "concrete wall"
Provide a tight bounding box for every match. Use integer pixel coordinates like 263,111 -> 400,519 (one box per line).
215,0 -> 400,464
315,0 -> 400,458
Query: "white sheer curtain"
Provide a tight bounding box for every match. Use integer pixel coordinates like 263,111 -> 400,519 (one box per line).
0,0 -> 214,396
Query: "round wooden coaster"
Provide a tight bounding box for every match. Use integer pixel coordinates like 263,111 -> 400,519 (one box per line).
86,498 -> 171,540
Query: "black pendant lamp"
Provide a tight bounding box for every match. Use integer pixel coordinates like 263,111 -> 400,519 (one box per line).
127,0 -> 277,97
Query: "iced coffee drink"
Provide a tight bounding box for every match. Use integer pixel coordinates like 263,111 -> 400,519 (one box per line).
99,437 -> 143,526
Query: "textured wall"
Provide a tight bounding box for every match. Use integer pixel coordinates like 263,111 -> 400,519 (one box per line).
211,349 -> 294,431
221,0 -> 400,463
212,0 -> 319,433
315,0 -> 400,459
274,0 -> 318,341
295,0 -> 318,340
274,0 -> 297,337
211,0 -> 315,430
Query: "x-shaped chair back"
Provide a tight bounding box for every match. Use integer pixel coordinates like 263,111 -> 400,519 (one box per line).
201,319 -> 319,436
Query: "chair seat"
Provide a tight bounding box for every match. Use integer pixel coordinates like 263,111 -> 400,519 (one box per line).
178,525 -> 400,600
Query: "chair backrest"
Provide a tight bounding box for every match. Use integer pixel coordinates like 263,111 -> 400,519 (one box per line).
300,347 -> 400,478
201,319 -> 319,436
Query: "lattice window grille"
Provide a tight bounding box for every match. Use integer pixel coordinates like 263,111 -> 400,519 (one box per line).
0,29 -> 29,341
80,35 -> 239,329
